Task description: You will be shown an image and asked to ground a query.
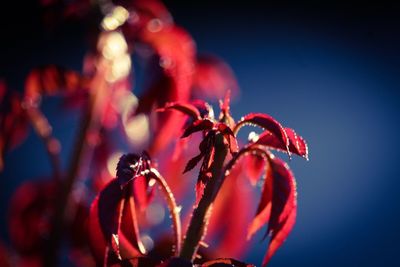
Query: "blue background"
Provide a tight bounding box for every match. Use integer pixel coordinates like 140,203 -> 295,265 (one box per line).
1,1 -> 400,266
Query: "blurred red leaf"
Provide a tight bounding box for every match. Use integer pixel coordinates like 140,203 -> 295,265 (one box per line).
0,86 -> 29,170
0,242 -> 11,267
8,180 -> 57,255
182,119 -> 214,138
157,102 -> 201,120
135,25 -> 196,154
192,55 -> 239,101
244,154 -> 266,186
207,161 -> 254,259
24,65 -> 88,105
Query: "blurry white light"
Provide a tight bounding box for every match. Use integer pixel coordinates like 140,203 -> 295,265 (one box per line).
107,151 -> 123,177
108,53 -> 132,82
99,31 -> 128,60
248,131 -> 259,142
101,6 -> 129,31
124,113 -> 150,146
140,234 -> 154,251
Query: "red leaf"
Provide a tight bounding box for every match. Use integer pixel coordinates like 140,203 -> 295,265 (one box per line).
262,157 -> 297,266
132,0 -> 173,25
120,0 -> 173,39
132,175 -> 155,211
116,153 -> 151,188
0,87 -> 29,170
217,123 -> 239,154
157,101 -> 201,120
207,161 -> 254,259
285,128 -> 308,159
255,128 -> 308,159
235,113 -> 289,155
88,180 -> 145,265
181,119 -> 214,138
24,65 -> 87,104
8,180 -> 57,255
247,162 -> 272,239
136,25 -> 196,154
183,153 -> 204,174
244,154 -> 266,186
218,90 -> 235,129
118,193 -> 147,259
116,153 -> 154,211
192,99 -> 214,119
0,242 -> 11,267
192,55 -> 239,101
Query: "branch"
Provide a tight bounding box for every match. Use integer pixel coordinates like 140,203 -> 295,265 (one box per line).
179,133 -> 229,261
149,168 -> 182,256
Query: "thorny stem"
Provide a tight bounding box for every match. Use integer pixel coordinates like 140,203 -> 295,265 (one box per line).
149,168 -> 182,256
232,119 -> 246,136
44,63 -> 110,267
179,133 -> 229,261
25,106 -> 62,180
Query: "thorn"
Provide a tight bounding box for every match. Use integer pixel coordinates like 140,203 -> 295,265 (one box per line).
199,241 -> 209,248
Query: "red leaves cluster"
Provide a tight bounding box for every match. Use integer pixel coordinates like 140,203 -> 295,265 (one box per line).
8,179 -> 89,265
89,153 -> 152,266
158,97 -> 308,266
2,1 -> 308,267
159,100 -> 238,203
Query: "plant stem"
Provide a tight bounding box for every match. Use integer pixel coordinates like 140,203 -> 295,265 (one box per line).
43,64 -> 109,267
179,133 -> 228,261
149,168 -> 182,256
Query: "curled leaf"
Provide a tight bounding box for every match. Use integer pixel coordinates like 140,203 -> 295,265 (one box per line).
192,100 -> 214,119
234,113 -> 289,155
217,123 -> 238,154
255,128 -> 308,159
263,157 -> 297,266
181,119 -> 214,138
247,163 -> 272,240
157,102 -> 201,120
88,180 -> 145,266
116,153 -> 151,188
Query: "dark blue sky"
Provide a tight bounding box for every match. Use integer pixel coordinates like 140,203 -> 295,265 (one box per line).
1,1 -> 400,266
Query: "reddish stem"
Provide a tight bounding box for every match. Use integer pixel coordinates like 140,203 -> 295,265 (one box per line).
44,61 -> 110,266
179,133 -> 229,261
